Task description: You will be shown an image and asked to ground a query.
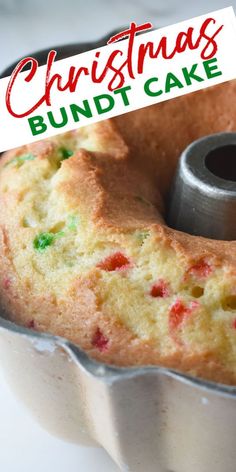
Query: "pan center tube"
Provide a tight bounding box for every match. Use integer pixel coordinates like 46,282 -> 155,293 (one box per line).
167,133 -> 236,241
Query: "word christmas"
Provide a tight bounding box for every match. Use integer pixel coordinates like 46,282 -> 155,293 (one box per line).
7,18 -> 223,119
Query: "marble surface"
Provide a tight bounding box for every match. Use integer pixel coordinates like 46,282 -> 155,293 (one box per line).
0,0 -> 236,73
0,0 -> 235,471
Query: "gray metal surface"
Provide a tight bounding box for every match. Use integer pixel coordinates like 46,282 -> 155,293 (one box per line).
168,132 -> 236,240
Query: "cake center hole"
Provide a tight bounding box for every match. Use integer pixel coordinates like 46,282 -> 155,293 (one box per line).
205,144 -> 236,182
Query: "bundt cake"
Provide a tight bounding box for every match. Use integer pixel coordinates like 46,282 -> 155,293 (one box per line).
1,81 -> 236,385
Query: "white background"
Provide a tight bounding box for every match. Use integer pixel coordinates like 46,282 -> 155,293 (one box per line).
0,1 -> 236,471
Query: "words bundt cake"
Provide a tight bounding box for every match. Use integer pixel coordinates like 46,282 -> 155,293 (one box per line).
0,81 -> 236,385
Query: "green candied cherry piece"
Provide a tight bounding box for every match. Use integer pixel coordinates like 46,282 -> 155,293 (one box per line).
59,147 -> 74,161
33,233 -> 55,252
136,230 -> 150,243
67,215 -> 79,231
54,231 -> 65,239
4,153 -> 35,168
33,230 -> 65,252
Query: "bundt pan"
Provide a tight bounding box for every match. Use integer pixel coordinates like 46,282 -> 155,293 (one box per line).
1,34 -> 236,472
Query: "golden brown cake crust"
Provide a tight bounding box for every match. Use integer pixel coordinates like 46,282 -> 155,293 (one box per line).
1,84 -> 236,385
113,80 -> 236,196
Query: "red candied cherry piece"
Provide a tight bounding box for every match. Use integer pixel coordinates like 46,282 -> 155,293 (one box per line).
92,328 -> 109,352
187,260 -> 212,278
169,300 -> 187,331
150,279 -> 170,298
232,319 -> 236,329
97,252 -> 131,272
3,278 -> 11,290
27,320 -> 36,329
169,299 -> 199,331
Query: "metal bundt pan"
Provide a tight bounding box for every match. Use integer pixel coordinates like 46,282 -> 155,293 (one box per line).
1,35 -> 236,472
